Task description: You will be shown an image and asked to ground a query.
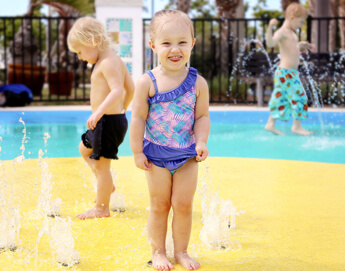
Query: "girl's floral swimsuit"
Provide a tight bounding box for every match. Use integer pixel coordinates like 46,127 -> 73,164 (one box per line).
269,67 -> 308,121
143,67 -> 197,175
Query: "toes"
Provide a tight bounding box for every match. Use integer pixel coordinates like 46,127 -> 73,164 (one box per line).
153,261 -> 174,271
191,262 -> 200,270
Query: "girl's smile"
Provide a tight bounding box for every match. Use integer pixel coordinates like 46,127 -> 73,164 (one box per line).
168,55 -> 182,62
149,17 -> 195,71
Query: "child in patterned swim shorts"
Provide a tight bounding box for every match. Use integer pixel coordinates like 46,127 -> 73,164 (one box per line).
265,3 -> 313,135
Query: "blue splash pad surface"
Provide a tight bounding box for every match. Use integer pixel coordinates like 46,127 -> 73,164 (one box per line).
0,110 -> 344,164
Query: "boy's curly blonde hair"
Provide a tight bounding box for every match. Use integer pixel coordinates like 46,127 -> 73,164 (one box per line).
285,3 -> 308,19
67,16 -> 111,52
150,10 -> 194,42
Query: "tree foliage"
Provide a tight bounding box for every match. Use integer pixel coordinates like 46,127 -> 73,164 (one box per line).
252,0 -> 283,19
190,0 -> 217,18
34,0 -> 94,15
165,0 -> 217,18
1,8 -> 47,48
162,0 -> 285,19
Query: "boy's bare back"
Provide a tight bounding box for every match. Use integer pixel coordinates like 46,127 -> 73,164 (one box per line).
90,48 -> 133,114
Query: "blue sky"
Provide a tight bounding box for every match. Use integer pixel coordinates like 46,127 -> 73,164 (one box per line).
0,0 -> 303,17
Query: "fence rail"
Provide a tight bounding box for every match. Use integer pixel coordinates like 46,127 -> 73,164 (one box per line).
0,15 -> 88,103
1,16 -> 345,105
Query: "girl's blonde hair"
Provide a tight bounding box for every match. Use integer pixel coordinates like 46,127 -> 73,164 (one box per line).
150,10 -> 194,42
67,16 -> 111,51
285,3 -> 308,18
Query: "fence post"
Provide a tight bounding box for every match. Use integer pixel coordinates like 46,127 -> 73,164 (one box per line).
256,78 -> 263,107
314,1 -> 330,53
307,15 -> 311,43
95,0 -> 143,83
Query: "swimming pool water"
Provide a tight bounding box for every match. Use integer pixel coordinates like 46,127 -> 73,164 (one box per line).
0,110 -> 344,164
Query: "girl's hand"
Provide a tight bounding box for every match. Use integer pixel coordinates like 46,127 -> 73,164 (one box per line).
87,112 -> 102,130
195,143 -> 209,161
134,153 -> 151,171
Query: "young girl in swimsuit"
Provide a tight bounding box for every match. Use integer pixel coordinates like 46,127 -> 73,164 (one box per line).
130,10 -> 210,271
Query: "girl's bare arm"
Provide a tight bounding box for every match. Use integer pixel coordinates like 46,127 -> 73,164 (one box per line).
194,75 -> 210,161
130,74 -> 151,170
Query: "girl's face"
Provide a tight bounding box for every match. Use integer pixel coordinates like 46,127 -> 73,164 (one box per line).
72,43 -> 99,65
150,17 -> 195,71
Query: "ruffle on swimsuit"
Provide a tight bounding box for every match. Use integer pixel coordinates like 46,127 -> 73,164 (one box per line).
148,67 -> 197,104
143,139 -> 197,165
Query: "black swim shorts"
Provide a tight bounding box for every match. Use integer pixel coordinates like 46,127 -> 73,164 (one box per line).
82,114 -> 128,160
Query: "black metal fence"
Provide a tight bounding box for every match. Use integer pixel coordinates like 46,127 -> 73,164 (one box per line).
144,16 -> 345,106
0,15 -> 89,103
1,16 -> 345,105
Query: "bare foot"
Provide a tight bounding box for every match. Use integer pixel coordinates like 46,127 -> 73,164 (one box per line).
175,252 -> 200,270
152,253 -> 174,271
291,126 -> 313,136
94,184 -> 115,203
76,206 -> 110,220
265,124 -> 285,135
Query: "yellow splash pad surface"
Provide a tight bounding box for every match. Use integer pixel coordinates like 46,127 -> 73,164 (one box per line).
0,156 -> 344,271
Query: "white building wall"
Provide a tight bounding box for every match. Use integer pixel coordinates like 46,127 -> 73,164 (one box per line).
95,0 -> 143,84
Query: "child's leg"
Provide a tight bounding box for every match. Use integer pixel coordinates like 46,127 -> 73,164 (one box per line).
146,164 -> 174,270
79,141 -> 94,169
290,87 -> 313,136
265,68 -> 286,135
265,115 -> 285,135
77,157 -> 113,219
291,119 -> 313,135
171,159 -> 200,270
79,141 -> 115,203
